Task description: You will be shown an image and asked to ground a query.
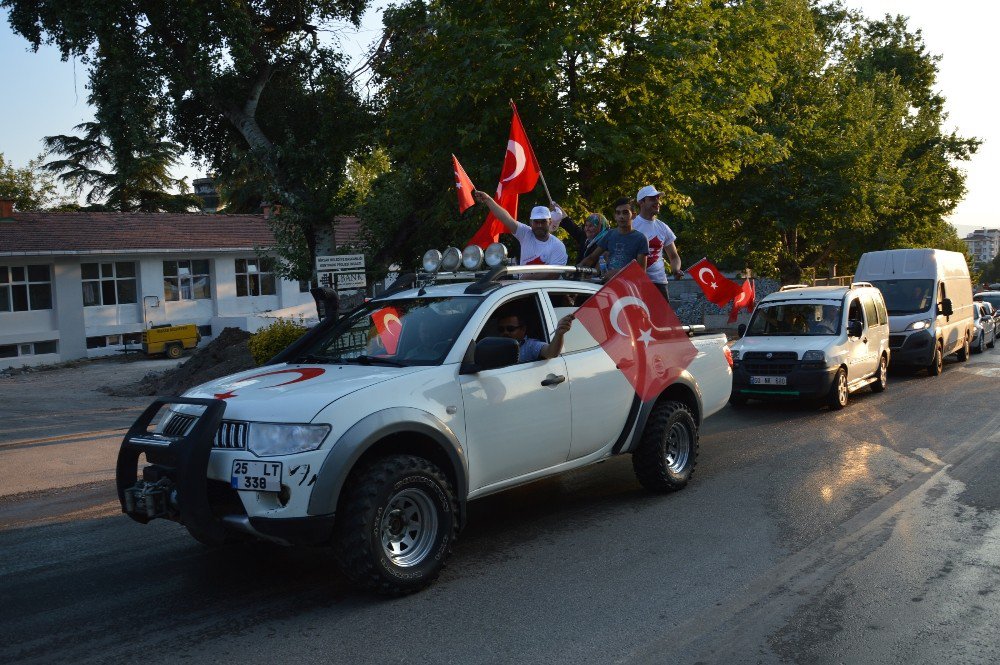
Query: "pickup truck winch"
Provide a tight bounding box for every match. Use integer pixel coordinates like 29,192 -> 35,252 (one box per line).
117,264 -> 732,594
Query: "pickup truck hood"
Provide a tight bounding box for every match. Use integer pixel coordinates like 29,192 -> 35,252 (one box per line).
184,363 -> 429,422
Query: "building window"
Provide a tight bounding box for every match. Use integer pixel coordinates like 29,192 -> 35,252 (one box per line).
0,265 -> 53,312
0,340 -> 58,357
82,262 -> 137,306
163,260 -> 211,301
235,258 -> 276,297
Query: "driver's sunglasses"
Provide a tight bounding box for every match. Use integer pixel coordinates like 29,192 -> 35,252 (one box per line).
498,325 -> 523,333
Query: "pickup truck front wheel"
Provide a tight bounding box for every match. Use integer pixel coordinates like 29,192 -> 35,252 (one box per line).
632,401 -> 698,492
333,454 -> 458,595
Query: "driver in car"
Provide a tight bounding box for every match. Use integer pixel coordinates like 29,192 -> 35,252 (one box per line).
810,305 -> 840,334
496,312 -> 575,363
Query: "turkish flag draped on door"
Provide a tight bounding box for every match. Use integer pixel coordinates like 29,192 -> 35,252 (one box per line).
467,101 -> 542,248
452,154 -> 476,213
686,257 -> 742,307
575,261 -> 698,402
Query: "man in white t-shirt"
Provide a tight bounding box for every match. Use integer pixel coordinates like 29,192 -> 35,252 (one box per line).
632,185 -> 682,302
472,190 -> 569,273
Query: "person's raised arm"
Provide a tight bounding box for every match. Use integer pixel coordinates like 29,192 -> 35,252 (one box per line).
578,244 -> 605,268
540,315 -> 574,359
473,190 -> 518,234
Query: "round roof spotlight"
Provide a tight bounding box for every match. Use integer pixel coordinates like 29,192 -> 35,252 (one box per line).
422,249 -> 442,272
462,244 -> 484,270
484,242 -> 508,268
441,246 -> 463,272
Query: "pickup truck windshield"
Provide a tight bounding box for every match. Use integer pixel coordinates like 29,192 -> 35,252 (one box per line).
298,296 -> 481,366
746,303 -> 842,336
867,279 -> 934,315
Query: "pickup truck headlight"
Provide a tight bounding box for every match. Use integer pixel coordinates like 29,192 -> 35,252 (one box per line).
905,319 -> 932,331
248,423 -> 331,456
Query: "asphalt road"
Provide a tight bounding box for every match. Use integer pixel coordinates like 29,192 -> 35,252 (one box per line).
1,350 -> 999,664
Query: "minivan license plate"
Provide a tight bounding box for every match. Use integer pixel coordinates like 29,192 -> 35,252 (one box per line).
750,376 -> 787,386
231,460 -> 282,492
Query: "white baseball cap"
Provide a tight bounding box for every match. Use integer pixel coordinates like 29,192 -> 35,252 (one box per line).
529,205 -> 552,220
636,185 -> 662,201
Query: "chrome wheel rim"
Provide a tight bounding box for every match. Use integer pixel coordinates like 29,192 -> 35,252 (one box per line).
664,420 -> 691,473
379,488 -> 438,568
837,373 -> 848,405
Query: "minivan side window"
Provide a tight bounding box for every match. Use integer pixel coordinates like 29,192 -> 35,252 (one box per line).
862,295 -> 878,328
874,296 -> 887,325
848,298 -> 863,327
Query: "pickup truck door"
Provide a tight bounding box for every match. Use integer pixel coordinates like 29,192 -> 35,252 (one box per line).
460,294 -> 572,492
545,289 -> 633,460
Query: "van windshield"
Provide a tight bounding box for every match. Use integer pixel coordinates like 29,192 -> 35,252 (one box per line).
867,279 -> 934,315
746,303 -> 842,336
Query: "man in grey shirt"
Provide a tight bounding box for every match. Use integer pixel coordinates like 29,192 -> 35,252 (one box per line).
578,197 -> 648,279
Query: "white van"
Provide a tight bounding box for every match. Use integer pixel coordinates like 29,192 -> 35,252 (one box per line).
853,249 -> 975,375
729,284 -> 890,409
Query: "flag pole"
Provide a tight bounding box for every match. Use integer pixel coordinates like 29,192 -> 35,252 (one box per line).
510,99 -> 555,205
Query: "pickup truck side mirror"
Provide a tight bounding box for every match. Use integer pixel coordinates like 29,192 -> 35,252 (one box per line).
737,323 -> 747,337
940,298 -> 953,317
848,319 -> 863,338
460,337 -> 520,374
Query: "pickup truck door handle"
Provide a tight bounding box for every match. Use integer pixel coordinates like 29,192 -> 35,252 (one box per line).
541,374 -> 566,387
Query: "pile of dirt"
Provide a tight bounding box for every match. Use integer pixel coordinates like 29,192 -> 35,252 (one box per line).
117,327 -> 255,397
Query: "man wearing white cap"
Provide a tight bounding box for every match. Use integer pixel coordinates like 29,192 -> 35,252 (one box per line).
472,190 -> 569,269
633,185 -> 682,301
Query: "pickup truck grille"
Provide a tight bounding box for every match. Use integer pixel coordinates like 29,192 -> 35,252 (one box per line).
161,414 -> 248,450
742,351 -> 798,376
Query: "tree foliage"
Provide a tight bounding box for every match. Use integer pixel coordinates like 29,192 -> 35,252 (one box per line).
0,152 -> 67,211
4,0 -> 373,278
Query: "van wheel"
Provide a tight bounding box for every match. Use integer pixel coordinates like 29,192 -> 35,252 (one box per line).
166,343 -> 183,360
957,335 -> 971,362
927,344 -> 943,376
632,401 -> 698,492
871,354 -> 888,393
333,455 -> 458,595
827,368 -> 848,410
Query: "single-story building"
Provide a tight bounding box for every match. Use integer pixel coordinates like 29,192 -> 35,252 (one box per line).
0,201 -> 360,370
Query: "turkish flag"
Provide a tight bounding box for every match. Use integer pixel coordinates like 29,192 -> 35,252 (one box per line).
371,306 -> 403,355
452,154 -> 476,213
466,101 -> 540,248
575,261 -> 698,402
727,279 -> 756,323
686,257 -> 741,307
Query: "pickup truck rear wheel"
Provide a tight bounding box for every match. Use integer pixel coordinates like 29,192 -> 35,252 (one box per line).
333,454 -> 458,596
632,401 -> 698,492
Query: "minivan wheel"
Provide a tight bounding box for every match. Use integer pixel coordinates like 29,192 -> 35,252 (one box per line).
871,355 -> 888,393
957,335 -> 971,362
927,344 -> 943,376
827,368 -> 848,410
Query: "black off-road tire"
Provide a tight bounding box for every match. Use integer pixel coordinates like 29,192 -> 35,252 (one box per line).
870,354 -> 888,393
927,343 -> 943,376
333,455 -> 458,596
632,401 -> 699,492
828,368 -> 848,410
957,335 -> 971,362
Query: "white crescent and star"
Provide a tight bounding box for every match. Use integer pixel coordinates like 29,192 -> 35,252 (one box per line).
697,267 -> 718,289
382,313 -> 402,333
501,140 -> 526,183
735,292 -> 747,305
608,296 -> 654,345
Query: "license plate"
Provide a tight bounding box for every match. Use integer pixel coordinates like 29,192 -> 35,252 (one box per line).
231,460 -> 282,492
750,375 -> 787,386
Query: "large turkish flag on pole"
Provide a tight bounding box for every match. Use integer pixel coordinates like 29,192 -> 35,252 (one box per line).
466,102 -> 541,248
575,262 -> 698,402
686,257 -> 742,307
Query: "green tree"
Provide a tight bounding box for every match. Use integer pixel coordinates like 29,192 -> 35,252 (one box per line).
5,0 -> 372,279
0,152 -> 66,210
362,0 -> 790,269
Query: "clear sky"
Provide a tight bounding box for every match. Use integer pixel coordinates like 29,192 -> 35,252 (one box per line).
1,1 -> 996,235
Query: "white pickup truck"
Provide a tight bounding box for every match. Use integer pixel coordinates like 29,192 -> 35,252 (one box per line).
117,265 -> 732,594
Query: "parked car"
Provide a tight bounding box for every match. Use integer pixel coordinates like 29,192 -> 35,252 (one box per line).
729,283 -> 890,409
972,302 -> 996,353
854,248 -> 975,375
974,291 -> 1000,322
115,262 -> 733,594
